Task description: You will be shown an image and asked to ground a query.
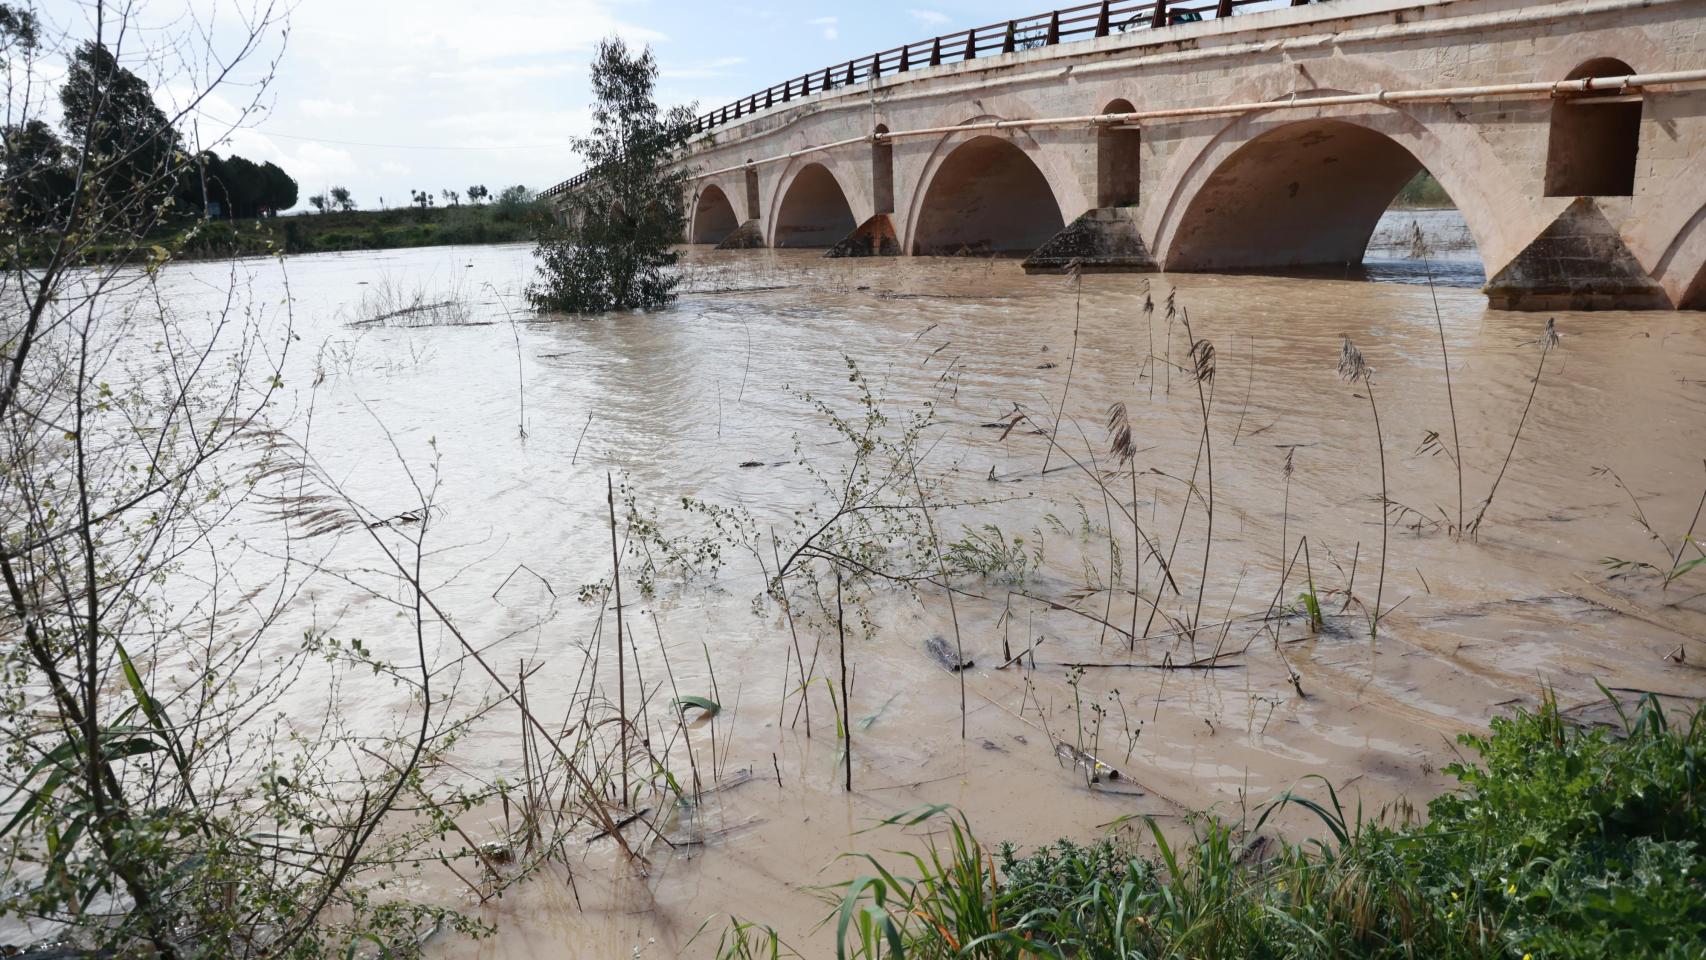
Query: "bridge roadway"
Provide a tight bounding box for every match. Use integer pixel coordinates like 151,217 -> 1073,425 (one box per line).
561,0 -> 1706,310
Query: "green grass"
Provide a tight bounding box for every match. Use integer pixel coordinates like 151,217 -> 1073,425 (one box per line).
714,690 -> 1704,959
175,202 -> 552,259
1391,170 -> 1455,210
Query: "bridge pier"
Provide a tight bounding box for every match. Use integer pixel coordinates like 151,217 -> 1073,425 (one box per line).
715,220 -> 768,250
1023,208 -> 1159,274
1484,198 -> 1672,310
826,214 -> 901,257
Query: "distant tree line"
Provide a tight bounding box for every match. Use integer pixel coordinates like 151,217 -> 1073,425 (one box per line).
181,152 -> 298,219
1,28 -> 540,249
1,36 -> 300,226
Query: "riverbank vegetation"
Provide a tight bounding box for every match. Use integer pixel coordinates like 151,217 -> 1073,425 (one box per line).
173,190 -> 551,260
709,691 -> 1703,959
0,4 -> 541,955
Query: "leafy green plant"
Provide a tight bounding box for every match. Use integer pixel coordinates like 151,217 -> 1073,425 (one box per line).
945,524 -> 1031,582
804,691 -> 1704,959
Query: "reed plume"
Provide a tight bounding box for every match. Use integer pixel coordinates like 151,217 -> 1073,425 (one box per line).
1339,337 -> 1387,639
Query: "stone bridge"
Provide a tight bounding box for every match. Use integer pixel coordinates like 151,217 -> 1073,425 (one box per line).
561,0 -> 1706,310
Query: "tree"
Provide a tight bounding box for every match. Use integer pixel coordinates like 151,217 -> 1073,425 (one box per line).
0,3 -> 39,49
410,188 -> 433,210
330,185 -> 354,212
58,40 -> 180,221
441,188 -> 459,207
220,153 -> 265,218
308,191 -> 328,213
1,119 -> 74,228
467,183 -> 488,204
527,37 -> 691,314
186,152 -> 296,218
260,160 -> 297,214
491,184 -> 540,224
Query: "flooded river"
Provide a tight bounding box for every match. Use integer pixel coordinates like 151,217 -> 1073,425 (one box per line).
148,209 -> 1705,957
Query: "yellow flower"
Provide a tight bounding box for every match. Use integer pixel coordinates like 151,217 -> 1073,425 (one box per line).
1507,883 -> 1518,895
1522,954 -> 1532,960
1276,881 -> 1287,892
1451,891 -> 1460,901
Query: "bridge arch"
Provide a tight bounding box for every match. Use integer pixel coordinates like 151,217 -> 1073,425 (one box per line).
1545,57 -> 1642,197
771,161 -> 858,247
872,124 -> 894,214
1097,98 -> 1141,207
1651,195 -> 1706,310
1162,117 -> 1447,272
908,130 -> 1071,256
1145,54 -> 1542,276
1683,254 -> 1706,310
690,183 -> 740,244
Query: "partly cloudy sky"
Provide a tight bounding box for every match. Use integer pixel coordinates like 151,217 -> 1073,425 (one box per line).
31,1 -> 1278,212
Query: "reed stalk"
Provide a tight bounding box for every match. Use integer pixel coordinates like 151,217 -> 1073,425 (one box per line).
1041,262 -> 1084,477
1412,223 -> 1464,536
1339,338 -> 1387,639
836,571 -> 852,792
608,472 -> 629,804
1467,319 -> 1559,538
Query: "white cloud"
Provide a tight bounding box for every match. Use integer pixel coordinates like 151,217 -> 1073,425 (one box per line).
296,0 -> 664,65
908,9 -> 950,25
808,16 -> 838,40
293,143 -> 363,181
47,0 -> 807,211
299,98 -> 361,119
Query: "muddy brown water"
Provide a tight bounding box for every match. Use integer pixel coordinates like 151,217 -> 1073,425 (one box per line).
136,216 -> 1705,957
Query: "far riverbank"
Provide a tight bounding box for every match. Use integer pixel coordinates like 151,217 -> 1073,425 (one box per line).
170,202 -> 553,260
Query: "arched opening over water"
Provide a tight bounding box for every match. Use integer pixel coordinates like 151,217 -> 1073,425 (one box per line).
1165,118 -> 1480,280
912,135 -> 1065,256
774,163 -> 857,247
1097,99 -> 1140,207
1545,57 -> 1642,198
690,185 -> 739,244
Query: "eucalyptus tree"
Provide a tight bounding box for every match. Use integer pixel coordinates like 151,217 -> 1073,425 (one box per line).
528,36 -> 694,314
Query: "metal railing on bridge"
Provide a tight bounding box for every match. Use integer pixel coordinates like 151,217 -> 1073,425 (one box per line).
542,0 -> 1313,198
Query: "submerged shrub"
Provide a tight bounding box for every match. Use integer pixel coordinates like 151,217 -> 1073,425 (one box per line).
528,37 -> 693,315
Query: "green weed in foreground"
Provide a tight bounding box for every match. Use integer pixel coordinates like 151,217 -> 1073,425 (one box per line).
714,691 -> 1704,959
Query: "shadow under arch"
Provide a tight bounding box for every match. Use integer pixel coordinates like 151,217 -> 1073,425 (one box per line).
1546,57 -> 1641,198
1163,117 -> 1479,274
690,184 -> 739,244
773,163 -> 857,247
911,134 -> 1065,256
1097,98 -> 1140,207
